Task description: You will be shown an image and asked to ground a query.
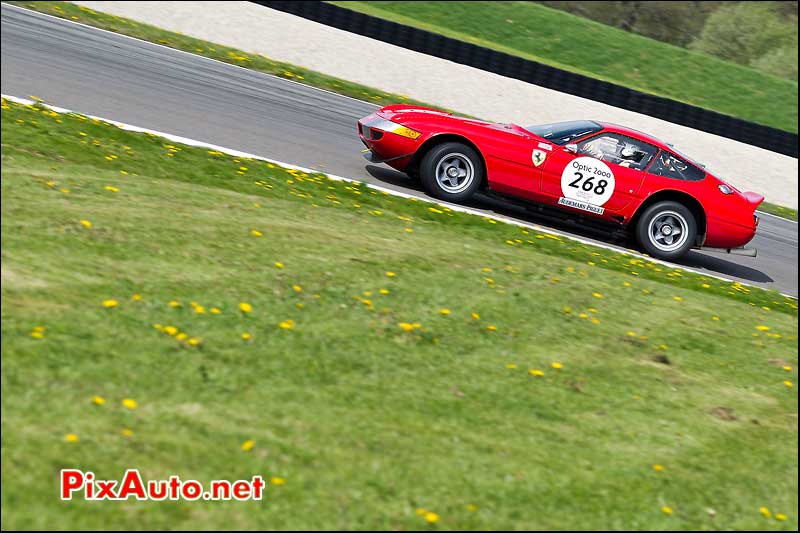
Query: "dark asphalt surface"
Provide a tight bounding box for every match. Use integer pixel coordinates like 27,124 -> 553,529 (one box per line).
2,4 -> 797,296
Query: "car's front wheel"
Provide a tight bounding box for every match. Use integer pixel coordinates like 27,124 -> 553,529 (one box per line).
635,201 -> 697,260
419,142 -> 483,202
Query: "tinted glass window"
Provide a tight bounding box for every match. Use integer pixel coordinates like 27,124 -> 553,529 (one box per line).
647,151 -> 705,181
525,120 -> 602,145
576,133 -> 658,171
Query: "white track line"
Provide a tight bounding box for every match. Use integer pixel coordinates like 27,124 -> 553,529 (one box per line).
4,1 -> 794,224
3,93 -> 795,299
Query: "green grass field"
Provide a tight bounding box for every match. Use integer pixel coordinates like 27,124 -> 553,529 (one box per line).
334,1 -> 798,133
1,99 -> 797,529
759,202 -> 799,222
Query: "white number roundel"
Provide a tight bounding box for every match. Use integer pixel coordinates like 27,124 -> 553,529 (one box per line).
560,157 -> 616,207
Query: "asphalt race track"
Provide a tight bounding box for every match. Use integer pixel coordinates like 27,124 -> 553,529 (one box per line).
2,4 -> 797,296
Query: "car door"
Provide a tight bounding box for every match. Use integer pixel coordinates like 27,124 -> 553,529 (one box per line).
539,132 -> 656,215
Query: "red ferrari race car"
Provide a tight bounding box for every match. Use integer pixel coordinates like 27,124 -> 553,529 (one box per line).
358,105 -> 764,260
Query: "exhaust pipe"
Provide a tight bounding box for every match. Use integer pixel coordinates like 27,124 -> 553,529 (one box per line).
698,246 -> 757,257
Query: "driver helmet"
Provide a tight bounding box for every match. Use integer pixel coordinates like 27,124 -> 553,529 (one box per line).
620,142 -> 639,159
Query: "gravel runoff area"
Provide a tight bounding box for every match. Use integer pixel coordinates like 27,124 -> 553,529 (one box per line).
75,1 -> 798,209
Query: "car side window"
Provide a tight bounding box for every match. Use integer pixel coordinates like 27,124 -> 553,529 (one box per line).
647,151 -> 705,181
576,133 -> 657,171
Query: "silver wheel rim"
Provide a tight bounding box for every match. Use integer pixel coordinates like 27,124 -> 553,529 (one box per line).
648,210 -> 689,252
435,153 -> 474,193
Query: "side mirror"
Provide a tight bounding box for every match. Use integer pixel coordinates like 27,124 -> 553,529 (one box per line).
565,143 -> 578,154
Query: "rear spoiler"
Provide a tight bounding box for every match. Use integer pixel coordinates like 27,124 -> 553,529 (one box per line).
743,191 -> 765,209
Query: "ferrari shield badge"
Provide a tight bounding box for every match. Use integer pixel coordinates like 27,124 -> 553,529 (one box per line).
532,149 -> 547,167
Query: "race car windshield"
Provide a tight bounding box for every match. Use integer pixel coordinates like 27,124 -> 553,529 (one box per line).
525,120 -> 603,145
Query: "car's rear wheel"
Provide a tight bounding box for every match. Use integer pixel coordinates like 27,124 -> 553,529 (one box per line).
420,142 -> 483,202
635,201 -> 697,260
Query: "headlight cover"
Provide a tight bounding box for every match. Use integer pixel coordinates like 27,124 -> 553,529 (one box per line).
368,118 -> 422,140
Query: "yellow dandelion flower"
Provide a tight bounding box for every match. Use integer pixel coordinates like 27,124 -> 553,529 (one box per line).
486,325 -> 497,331
168,300 -> 181,308
783,380 -> 793,388
424,512 -> 440,524
194,305 -> 206,314
399,323 -> 416,332
279,319 -> 295,330
379,289 -> 390,295
210,307 -> 221,314
102,299 -> 118,308
122,398 -> 138,410
65,433 -> 79,443
471,312 -> 480,320
187,337 -> 201,346
274,261 -> 284,269
292,284 -> 302,292
415,508 -> 428,516
80,220 -> 92,228
386,271 -> 396,277
131,294 -> 141,301
30,329 -> 45,339
164,326 -> 178,336
755,325 -> 770,331
775,513 -> 787,521
783,365 -> 792,372
270,477 -> 286,485
466,504 -> 478,512
241,439 -> 255,452
241,332 -> 252,340
626,331 -> 636,337
250,229 -> 263,237
104,185 -> 120,193
592,292 -> 603,299
712,316 -> 720,321
506,363 -> 518,369
239,302 -> 253,313
673,296 -> 683,301
661,506 -> 673,515
702,283 -> 711,288
653,464 -> 664,472
439,308 -> 451,315
760,507 -> 771,518
529,369 -> 544,377
551,362 -> 563,370
121,428 -> 134,438
176,332 -> 188,341
92,395 -> 106,406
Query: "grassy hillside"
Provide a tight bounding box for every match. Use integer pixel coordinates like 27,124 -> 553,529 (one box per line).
1,98 -> 797,529
334,1 -> 798,133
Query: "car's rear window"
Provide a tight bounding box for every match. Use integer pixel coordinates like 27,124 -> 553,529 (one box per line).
525,120 -> 603,145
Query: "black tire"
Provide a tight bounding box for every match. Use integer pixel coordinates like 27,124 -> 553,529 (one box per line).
419,142 -> 483,202
635,201 -> 697,260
